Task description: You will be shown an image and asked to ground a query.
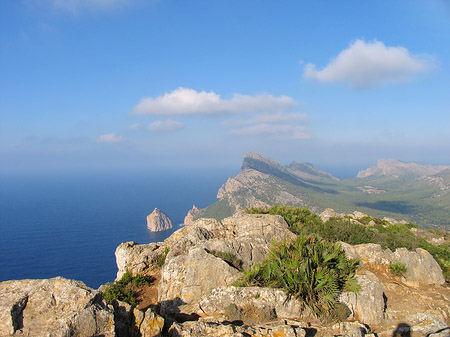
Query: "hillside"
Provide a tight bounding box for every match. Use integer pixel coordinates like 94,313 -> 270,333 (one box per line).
197,153 -> 450,229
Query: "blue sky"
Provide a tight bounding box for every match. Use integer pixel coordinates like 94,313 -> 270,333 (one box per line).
1,0 -> 449,176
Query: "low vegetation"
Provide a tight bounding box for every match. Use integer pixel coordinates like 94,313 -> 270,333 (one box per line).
157,247 -> 170,267
101,270 -> 152,306
246,205 -> 450,282
235,235 -> 360,317
390,262 -> 407,277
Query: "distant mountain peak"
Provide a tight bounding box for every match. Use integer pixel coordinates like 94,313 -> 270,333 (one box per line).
357,159 -> 450,179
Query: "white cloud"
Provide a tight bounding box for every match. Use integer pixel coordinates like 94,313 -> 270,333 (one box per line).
223,112 -> 307,127
132,87 -> 296,115
96,133 -> 126,143
128,123 -> 141,130
229,124 -> 312,139
148,120 -> 184,132
303,39 -> 435,88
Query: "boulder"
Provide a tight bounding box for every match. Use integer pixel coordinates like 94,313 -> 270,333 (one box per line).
0,277 -> 115,337
159,248 -> 241,309
115,241 -> 166,280
199,286 -> 311,321
147,208 -> 173,232
393,248 -> 445,286
340,242 -> 445,286
319,208 -> 343,222
339,271 -> 385,327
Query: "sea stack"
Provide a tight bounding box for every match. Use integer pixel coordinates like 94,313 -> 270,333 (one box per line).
146,208 -> 173,232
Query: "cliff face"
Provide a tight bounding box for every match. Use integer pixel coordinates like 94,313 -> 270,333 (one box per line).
146,208 -> 173,232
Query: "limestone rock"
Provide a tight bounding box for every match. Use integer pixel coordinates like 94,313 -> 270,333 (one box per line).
0,277 -> 115,337
353,271 -> 385,326
159,247 -> 241,309
183,205 -> 201,225
340,242 -> 445,286
168,319 -> 307,337
115,241 -> 166,280
319,208 -> 344,222
393,248 -> 445,286
199,286 -> 311,321
147,208 -> 173,232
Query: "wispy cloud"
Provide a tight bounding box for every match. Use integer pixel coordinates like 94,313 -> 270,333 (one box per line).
128,123 -> 141,130
96,133 -> 126,143
229,124 -> 311,140
148,120 -> 184,132
132,87 -> 296,115
29,0 -> 133,13
303,39 -> 436,88
223,112 -> 307,127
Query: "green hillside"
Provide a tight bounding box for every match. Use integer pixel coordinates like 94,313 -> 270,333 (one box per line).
197,153 -> 450,229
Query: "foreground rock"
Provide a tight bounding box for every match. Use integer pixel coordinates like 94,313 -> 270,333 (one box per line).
0,277 -> 115,337
147,208 -> 173,232
3,211 -> 450,337
340,242 -> 445,286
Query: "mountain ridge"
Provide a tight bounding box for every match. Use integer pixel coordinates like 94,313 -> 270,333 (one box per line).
197,153 -> 450,229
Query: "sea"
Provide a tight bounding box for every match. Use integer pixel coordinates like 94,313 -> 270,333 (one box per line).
0,168 -> 234,289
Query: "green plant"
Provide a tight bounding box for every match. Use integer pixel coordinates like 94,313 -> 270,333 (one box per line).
157,247 -> 170,267
390,262 -> 407,277
235,236 -> 360,316
246,205 -> 450,283
100,270 -> 152,306
209,250 -> 242,270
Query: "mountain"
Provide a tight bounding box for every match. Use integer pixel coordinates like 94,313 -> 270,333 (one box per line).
197,153 -> 450,229
357,158 -> 450,179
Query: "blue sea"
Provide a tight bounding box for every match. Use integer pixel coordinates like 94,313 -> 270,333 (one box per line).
0,168 -> 233,289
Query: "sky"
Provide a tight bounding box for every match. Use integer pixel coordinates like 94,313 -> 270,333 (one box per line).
1,0 -> 450,176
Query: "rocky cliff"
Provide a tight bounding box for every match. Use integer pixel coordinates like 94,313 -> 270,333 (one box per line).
146,208 -> 173,232
197,153 -> 450,229
1,211 -> 450,337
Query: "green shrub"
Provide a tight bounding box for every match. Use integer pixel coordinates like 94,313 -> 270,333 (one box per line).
246,205 -> 450,283
390,262 -> 407,277
157,247 -> 170,267
235,235 -> 360,316
101,270 -> 152,306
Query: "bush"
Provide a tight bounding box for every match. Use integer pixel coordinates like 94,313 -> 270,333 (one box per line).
246,205 -> 450,283
101,270 -> 152,306
390,262 -> 407,277
235,235 -> 359,316
157,247 -> 170,267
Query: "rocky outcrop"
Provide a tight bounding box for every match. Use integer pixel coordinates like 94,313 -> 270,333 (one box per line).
3,209 -> 449,337
158,213 -> 296,314
340,242 -> 445,286
0,277 -> 115,337
147,208 -> 173,232
183,205 -> 200,225
115,241 -> 167,280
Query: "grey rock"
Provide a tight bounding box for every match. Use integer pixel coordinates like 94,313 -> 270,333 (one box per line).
350,271 -> 385,326
393,248 -> 445,286
340,242 -> 445,286
0,277 -> 115,337
199,286 -> 311,321
115,241 -> 166,280
168,319 -> 306,337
